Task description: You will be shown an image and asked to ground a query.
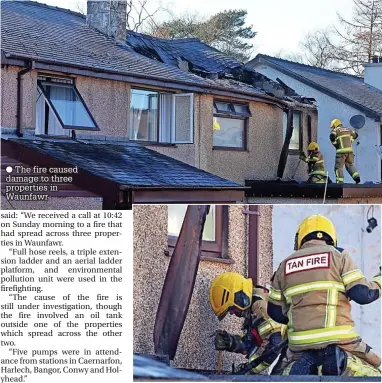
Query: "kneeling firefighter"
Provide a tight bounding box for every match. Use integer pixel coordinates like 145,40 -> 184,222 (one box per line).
210,272 -> 286,374
299,142 -> 328,184
267,214 -> 381,376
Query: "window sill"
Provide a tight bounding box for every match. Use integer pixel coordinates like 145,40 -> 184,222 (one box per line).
134,141 -> 178,148
213,146 -> 247,152
164,248 -> 234,264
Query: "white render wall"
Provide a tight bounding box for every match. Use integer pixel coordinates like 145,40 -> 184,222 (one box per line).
272,205 -> 381,355
253,63 -> 381,183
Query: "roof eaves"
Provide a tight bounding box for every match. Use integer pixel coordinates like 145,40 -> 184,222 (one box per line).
253,56 -> 381,119
3,53 -> 288,108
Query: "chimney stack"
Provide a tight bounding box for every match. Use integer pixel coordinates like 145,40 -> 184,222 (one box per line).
364,56 -> 382,91
87,1 -> 127,43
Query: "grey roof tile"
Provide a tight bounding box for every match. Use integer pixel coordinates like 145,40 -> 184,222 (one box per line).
1,1 -> 208,86
1,1 -> 285,104
250,55 -> 382,117
8,137 -> 242,189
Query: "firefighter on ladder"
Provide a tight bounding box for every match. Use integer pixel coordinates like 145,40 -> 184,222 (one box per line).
330,119 -> 360,184
267,214 -> 381,376
209,272 -> 286,374
299,142 -> 328,184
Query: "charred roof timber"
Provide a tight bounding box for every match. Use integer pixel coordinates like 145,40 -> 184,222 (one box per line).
124,31 -> 315,105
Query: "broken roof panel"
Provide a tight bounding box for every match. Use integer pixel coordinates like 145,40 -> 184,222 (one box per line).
3,137 -> 243,189
125,31 -> 242,74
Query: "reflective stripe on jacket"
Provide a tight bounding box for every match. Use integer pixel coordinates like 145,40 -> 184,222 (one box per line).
268,240 -> 380,351
307,151 -> 326,176
330,127 -> 357,154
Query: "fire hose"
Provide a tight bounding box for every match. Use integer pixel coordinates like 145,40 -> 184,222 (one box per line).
233,340 -> 288,375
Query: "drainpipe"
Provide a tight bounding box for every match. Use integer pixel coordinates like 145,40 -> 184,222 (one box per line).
16,61 -> 33,137
247,205 -> 260,284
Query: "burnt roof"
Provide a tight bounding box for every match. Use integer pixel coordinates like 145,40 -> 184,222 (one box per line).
3,136 -> 244,190
1,1 -> 287,106
125,30 -> 242,74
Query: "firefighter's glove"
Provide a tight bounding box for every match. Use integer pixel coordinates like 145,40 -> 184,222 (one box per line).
372,267 -> 381,290
281,324 -> 288,341
214,330 -> 234,351
299,152 -> 306,161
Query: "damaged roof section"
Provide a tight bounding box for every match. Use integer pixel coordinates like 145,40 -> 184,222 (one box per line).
125,31 -> 316,105
1,1 -> 315,107
125,31 -> 241,75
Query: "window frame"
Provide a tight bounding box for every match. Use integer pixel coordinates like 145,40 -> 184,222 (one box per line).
167,205 -> 229,260
213,99 -> 250,151
130,87 -> 194,145
307,115 -> 312,144
36,75 -> 99,132
283,110 -> 303,154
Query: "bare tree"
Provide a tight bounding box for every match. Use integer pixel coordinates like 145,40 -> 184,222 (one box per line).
299,29 -> 337,69
274,49 -> 306,64
331,0 -> 382,74
75,1 -> 86,15
126,0 -> 165,32
77,0 -> 165,32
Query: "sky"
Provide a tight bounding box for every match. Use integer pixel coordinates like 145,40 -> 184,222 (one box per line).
38,0 -> 355,56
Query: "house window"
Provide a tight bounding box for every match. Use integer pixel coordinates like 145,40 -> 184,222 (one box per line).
129,89 -> 193,144
36,75 -> 98,136
168,205 -> 228,259
282,111 -> 302,151
213,100 -> 250,149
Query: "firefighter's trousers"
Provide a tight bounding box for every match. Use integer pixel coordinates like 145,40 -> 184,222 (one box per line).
308,174 -> 327,184
335,153 -> 359,183
279,341 -> 380,376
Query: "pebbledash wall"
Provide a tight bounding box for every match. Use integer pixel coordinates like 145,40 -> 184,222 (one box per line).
1,66 -> 317,186
272,205 -> 381,355
133,205 -> 273,371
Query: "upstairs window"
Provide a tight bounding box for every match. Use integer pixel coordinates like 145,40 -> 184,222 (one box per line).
167,205 -> 229,259
213,100 -> 250,149
282,111 -> 302,152
130,89 -> 193,144
36,75 -> 98,136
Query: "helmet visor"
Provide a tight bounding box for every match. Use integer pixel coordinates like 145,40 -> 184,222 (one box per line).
234,291 -> 251,310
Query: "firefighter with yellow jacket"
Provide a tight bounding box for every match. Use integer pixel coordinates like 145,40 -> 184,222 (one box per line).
299,142 -> 327,184
210,272 -> 285,374
330,119 -> 360,184
267,214 -> 381,376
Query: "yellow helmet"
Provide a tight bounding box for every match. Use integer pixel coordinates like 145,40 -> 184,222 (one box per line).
307,142 -> 320,151
294,214 -> 337,250
210,272 -> 253,320
330,119 -> 342,129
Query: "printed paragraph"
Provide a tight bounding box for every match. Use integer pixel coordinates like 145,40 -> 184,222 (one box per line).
0,211 -> 132,383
